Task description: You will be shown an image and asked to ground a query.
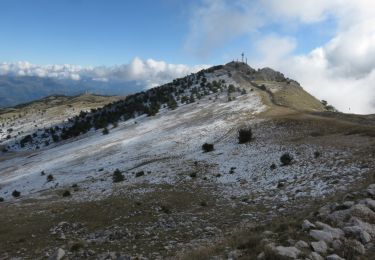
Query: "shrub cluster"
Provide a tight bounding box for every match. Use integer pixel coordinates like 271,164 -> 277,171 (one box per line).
238,127 -> 253,143
113,169 -> 125,183
12,190 -> 21,197
280,153 -> 293,166
47,174 -> 54,182
202,143 -> 214,152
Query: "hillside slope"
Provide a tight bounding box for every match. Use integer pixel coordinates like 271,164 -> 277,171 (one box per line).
0,62 -> 374,259
0,94 -> 123,149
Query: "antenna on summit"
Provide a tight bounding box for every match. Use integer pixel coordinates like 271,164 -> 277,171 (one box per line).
241,52 -> 244,63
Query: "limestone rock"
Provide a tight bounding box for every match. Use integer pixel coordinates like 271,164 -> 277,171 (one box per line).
366,184 -> 375,198
275,246 -> 301,259
309,252 -> 324,260
326,254 -> 345,260
311,240 -> 328,254
302,220 -> 316,231
358,198 -> 375,211
49,248 -> 65,260
295,240 -> 309,249
345,239 -> 365,255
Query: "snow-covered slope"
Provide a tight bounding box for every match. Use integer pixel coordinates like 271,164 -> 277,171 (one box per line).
0,87 -> 370,206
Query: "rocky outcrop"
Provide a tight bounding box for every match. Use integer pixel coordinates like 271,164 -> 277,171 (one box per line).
261,184 -> 375,259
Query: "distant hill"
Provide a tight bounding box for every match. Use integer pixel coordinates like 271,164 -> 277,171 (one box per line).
0,75 -> 142,108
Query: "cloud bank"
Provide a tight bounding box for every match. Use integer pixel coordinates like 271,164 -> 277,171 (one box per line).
0,58 -> 208,89
187,0 -> 375,114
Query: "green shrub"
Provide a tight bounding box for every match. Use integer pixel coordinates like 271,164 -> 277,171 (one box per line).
113,169 -> 124,183
238,127 -> 253,143
62,190 -> 71,197
12,190 -> 21,198
47,174 -> 54,182
202,143 -> 214,152
280,153 -> 293,166
102,128 -> 109,135
190,172 -> 197,178
135,171 -> 144,177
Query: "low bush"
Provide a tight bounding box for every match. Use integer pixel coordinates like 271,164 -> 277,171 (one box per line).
160,203 -> 172,214
62,190 -> 71,197
113,169 -> 124,183
190,172 -> 197,178
12,190 -> 21,197
135,171 -> 144,177
47,174 -> 54,182
238,127 -> 253,143
202,143 -> 214,152
314,151 -> 321,158
102,128 -> 109,135
280,153 -> 293,166
0,197 -> 4,202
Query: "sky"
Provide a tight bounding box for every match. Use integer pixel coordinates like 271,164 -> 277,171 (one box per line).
1,0 -> 375,114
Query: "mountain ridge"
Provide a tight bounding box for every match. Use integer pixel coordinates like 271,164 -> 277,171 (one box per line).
1,61 -> 374,259
1,61 -> 326,151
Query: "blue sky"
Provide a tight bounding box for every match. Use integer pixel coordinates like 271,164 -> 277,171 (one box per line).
1,0 -> 375,114
0,0 -> 335,66
0,0 -> 194,66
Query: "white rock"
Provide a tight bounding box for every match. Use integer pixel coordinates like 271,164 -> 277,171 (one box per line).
350,204 -> 375,222
346,239 -> 366,255
331,239 -> 343,250
311,240 -> 328,254
49,248 -> 65,260
359,198 -> 375,211
302,220 -> 316,231
366,184 -> 375,198
326,254 -> 345,260
360,230 -> 371,244
295,240 -> 309,249
342,201 -> 355,208
275,246 -> 301,259
315,222 -> 344,238
257,252 -> 265,260
309,251 -> 324,260
343,226 -> 371,244
350,217 -> 375,237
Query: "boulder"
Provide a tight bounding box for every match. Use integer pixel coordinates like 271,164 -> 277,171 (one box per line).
295,240 -> 309,249
310,222 -> 344,243
310,230 -> 335,243
331,239 -> 343,250
309,251 -> 324,260
326,254 -> 345,260
349,217 -> 375,237
343,226 -> 371,244
302,220 -> 316,231
350,204 -> 375,222
344,239 -> 365,255
311,240 -> 328,254
327,209 -> 351,224
342,201 -> 355,208
275,246 -> 301,259
358,198 -> 375,211
366,184 -> 375,198
49,248 -> 65,260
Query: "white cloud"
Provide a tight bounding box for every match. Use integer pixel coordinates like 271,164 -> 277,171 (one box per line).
0,58 -> 209,89
185,0 -> 263,58
187,0 -> 375,114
